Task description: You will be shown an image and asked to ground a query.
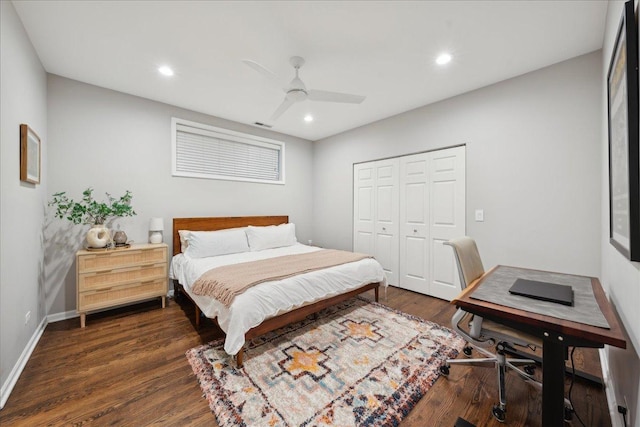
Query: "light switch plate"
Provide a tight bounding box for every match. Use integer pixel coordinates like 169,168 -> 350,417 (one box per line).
475,209 -> 484,222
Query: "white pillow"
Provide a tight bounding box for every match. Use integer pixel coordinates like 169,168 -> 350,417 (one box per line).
246,223 -> 297,251
178,230 -> 191,252
183,228 -> 249,258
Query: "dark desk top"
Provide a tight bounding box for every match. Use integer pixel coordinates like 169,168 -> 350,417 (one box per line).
452,265 -> 626,349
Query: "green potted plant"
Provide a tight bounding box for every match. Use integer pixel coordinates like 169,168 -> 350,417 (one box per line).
49,188 -> 136,248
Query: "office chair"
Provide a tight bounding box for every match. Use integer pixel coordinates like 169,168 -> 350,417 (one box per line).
440,237 -> 572,423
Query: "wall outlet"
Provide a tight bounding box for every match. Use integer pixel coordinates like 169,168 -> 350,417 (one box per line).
475,209 -> 484,222
25,311 -> 31,325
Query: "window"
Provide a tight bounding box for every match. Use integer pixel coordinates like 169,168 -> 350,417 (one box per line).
172,118 -> 285,184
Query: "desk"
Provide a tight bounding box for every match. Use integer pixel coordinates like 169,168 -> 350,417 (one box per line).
452,265 -> 626,427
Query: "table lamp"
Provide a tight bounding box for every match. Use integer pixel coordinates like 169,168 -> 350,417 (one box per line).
149,217 -> 164,244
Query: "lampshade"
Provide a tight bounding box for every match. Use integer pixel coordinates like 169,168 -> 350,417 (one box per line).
149,217 -> 164,231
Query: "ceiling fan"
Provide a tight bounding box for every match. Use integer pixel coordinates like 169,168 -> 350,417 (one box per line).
243,56 -> 366,121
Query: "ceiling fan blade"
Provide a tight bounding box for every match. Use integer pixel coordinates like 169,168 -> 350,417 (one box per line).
242,59 -> 284,89
307,89 -> 365,104
271,98 -> 294,121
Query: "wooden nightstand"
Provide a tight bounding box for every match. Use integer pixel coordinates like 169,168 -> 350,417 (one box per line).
76,243 -> 168,327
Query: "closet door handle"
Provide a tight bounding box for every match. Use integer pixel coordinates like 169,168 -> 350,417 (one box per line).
413,229 -> 417,233
382,227 -> 386,231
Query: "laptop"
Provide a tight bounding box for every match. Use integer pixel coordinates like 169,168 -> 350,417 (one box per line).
509,278 -> 574,306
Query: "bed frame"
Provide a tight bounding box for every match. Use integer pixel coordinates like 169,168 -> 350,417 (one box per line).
172,215 -> 380,367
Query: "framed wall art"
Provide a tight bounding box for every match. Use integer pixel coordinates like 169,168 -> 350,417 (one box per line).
20,124 -> 41,185
607,0 -> 639,261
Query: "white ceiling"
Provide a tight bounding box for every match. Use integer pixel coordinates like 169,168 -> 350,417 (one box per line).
13,1 -> 607,141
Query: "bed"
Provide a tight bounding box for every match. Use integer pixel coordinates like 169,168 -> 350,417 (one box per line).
169,215 -> 385,367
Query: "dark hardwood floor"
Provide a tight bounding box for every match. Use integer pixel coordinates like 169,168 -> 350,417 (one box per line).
0,286 -> 612,426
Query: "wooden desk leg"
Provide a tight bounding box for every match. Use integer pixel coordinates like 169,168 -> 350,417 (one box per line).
161,296 -> 166,308
80,313 -> 86,328
374,286 -> 379,302
542,341 -> 566,427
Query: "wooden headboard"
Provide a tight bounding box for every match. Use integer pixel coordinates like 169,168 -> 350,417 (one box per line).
172,216 -> 289,256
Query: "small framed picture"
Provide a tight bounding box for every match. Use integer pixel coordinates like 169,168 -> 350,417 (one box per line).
20,124 -> 41,184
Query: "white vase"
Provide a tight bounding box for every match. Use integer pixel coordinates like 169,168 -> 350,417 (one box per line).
86,224 -> 111,248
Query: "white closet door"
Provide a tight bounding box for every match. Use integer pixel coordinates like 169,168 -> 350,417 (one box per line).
399,153 -> 429,293
354,147 -> 464,297
374,159 -> 399,285
353,159 -> 399,285
429,146 -> 466,301
353,163 -> 376,256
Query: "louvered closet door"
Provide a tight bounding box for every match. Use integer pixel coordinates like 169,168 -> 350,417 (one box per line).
374,159 -> 399,286
399,153 -> 429,293
429,146 -> 466,301
353,163 -> 376,256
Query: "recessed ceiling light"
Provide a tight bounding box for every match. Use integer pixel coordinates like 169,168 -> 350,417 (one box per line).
304,115 -> 314,123
158,66 -> 174,76
435,53 -> 452,65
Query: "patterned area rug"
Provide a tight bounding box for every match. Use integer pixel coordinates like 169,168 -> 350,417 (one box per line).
186,297 -> 464,427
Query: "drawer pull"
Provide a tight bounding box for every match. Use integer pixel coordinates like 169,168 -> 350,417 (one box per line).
96,287 -> 113,292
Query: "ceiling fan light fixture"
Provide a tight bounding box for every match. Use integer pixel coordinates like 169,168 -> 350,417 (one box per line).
287,89 -> 307,102
304,114 -> 314,123
158,65 -> 174,76
436,53 -> 452,65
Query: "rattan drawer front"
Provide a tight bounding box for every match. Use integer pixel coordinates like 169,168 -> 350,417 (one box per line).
78,279 -> 167,312
78,263 -> 167,292
78,247 -> 167,272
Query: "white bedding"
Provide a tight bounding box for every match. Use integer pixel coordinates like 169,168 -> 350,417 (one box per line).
169,243 -> 386,355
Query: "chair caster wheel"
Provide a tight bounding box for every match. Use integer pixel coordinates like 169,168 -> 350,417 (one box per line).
492,405 -> 506,423
463,346 -> 473,357
439,365 -> 450,376
524,365 -> 536,376
564,406 -> 573,421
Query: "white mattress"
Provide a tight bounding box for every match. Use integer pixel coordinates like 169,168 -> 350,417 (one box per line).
169,243 -> 386,355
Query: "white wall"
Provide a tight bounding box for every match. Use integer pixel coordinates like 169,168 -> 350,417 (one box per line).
601,2 -> 640,426
313,52 -> 602,279
0,0 -> 48,407
45,75 -> 313,317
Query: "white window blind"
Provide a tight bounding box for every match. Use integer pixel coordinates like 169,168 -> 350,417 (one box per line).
172,118 -> 285,184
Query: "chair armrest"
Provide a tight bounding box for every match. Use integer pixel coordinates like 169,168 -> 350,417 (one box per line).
451,308 -> 495,348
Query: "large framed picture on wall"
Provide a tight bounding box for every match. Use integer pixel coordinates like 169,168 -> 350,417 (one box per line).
607,0 -> 639,262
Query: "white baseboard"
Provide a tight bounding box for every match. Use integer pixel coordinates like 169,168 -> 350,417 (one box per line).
600,348 -> 623,427
0,317 -> 47,410
47,310 -> 78,323
46,292 -> 173,325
